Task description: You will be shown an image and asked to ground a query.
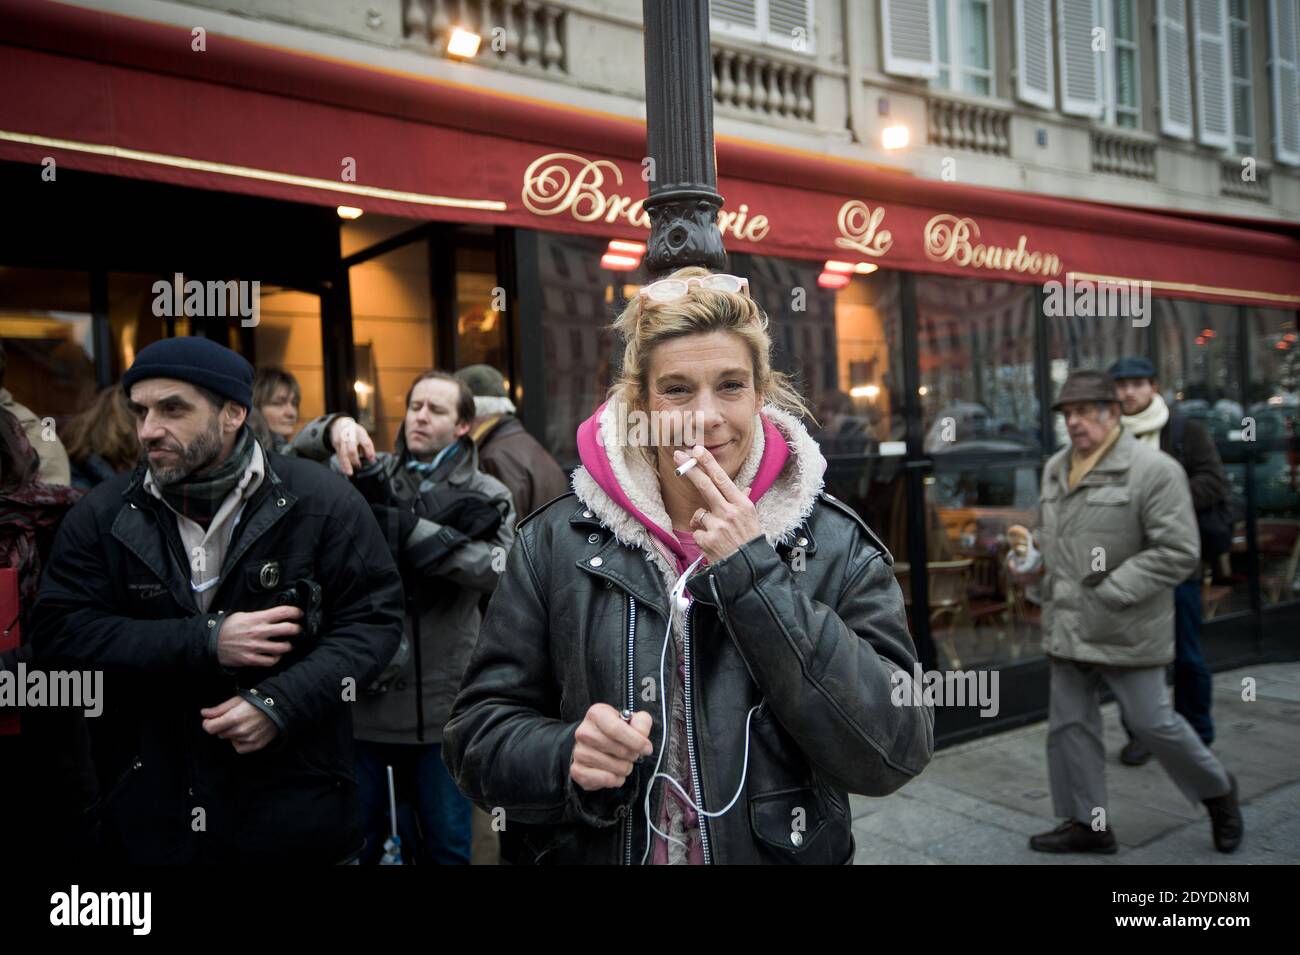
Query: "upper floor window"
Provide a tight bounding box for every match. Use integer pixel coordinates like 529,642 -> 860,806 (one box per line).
935,0 -> 995,95
1269,0 -> 1300,165
711,0 -> 816,55
1229,0 -> 1254,154
1108,0 -> 1140,128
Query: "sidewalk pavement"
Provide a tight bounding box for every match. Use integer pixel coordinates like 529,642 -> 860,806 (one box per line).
851,661 -> 1300,864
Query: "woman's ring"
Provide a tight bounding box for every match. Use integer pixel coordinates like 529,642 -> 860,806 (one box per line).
691,507 -> 709,528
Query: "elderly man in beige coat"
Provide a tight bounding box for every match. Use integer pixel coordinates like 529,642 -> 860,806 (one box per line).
1013,370 -> 1242,855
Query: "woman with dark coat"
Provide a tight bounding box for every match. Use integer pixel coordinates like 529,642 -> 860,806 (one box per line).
443,267 -> 934,864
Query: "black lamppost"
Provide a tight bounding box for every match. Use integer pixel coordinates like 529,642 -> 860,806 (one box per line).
641,0 -> 727,276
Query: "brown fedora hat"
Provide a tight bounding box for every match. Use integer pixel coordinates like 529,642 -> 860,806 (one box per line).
1052,369 -> 1119,411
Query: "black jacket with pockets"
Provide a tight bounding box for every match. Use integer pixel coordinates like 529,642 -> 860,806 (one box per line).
32,453 -> 404,864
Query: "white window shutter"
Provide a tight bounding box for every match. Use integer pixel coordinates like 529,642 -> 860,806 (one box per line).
1058,0 -> 1104,117
1270,0 -> 1300,164
1157,0 -> 1194,138
1016,0 -> 1055,109
881,0 -> 939,79
1192,0 -> 1233,147
768,0 -> 815,54
711,0 -> 762,42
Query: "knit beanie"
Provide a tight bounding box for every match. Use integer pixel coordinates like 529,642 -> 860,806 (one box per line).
122,337 -> 255,409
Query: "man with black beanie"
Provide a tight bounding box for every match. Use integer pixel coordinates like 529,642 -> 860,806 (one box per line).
1108,356 -> 1229,764
33,336 -> 404,864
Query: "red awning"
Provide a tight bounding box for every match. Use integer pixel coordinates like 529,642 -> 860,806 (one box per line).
2,0 -> 1298,307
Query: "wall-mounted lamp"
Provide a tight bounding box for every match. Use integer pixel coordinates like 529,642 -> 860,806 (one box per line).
447,27 -> 482,58
881,125 -> 910,150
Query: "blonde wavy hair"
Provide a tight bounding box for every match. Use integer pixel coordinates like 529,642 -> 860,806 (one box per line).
608,266 -> 814,425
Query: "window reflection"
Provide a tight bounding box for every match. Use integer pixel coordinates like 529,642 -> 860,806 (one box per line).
0,267 -> 96,422
1246,307 -> 1300,607
1156,298 -> 1250,617
917,276 -> 1039,454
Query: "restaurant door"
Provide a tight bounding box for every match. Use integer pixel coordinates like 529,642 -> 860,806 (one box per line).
341,215 -> 510,449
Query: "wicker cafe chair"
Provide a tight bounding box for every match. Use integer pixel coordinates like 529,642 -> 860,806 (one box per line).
893,560 -> 973,669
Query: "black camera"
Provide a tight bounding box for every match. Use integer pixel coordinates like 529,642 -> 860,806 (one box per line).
271,578 -> 324,650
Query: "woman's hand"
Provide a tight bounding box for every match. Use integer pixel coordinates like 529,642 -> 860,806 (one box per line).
673,445 -> 761,563
570,704 -> 653,791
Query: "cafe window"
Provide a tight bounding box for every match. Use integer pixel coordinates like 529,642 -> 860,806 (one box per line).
535,232 -> 632,465
349,239 -> 434,449
0,266 -> 97,424
249,286 -> 325,428
1155,297 -> 1251,617
918,275 -> 1040,454
1046,287 -> 1151,449
1246,306 -> 1300,607
913,275 -> 1044,669
455,244 -> 507,373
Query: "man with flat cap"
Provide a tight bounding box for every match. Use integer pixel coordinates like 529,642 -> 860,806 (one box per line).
33,336 -> 404,864
1011,369 -> 1242,854
1108,356 -> 1229,766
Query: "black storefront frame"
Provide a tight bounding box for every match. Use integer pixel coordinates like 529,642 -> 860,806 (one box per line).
3,163 -> 1296,745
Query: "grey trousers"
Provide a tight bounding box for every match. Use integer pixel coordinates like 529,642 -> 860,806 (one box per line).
1047,658 -> 1231,824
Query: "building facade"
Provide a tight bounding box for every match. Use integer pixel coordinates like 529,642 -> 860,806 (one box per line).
1,0 -> 1298,742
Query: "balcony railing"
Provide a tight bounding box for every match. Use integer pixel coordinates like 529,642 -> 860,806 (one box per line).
1090,129 -> 1157,179
926,97 -> 1011,156
402,0 -> 567,73
1219,157 -> 1272,203
713,45 -> 816,122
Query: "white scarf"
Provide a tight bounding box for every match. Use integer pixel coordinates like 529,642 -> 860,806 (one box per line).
1121,393 -> 1169,448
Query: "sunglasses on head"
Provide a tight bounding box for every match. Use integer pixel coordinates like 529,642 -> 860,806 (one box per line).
638,273 -> 751,304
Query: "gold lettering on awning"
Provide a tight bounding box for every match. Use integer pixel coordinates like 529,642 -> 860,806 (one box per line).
923,214 -> 1062,277
521,152 -> 770,242
835,200 -> 893,257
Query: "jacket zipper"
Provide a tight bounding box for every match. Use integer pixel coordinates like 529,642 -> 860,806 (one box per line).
623,595 -> 637,866
92,756 -> 143,816
683,602 -> 711,865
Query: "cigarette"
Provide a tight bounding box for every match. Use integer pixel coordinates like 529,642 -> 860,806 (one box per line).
674,457 -> 699,477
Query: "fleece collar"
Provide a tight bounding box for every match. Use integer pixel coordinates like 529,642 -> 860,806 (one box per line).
571,402 -> 826,596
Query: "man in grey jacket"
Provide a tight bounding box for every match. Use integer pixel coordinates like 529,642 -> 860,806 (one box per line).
1015,370 -> 1242,854
291,371 -> 515,864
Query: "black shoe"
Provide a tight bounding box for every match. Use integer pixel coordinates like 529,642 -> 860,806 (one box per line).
1203,773 -> 1243,854
1029,820 -> 1118,854
1120,739 -> 1151,766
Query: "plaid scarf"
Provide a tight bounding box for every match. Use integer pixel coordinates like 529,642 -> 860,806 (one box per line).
159,427 -> 255,526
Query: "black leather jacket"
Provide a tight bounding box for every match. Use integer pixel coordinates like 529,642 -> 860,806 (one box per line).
443,491 -> 933,864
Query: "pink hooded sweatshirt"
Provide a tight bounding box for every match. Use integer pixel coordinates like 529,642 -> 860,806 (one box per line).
575,402 -> 792,864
